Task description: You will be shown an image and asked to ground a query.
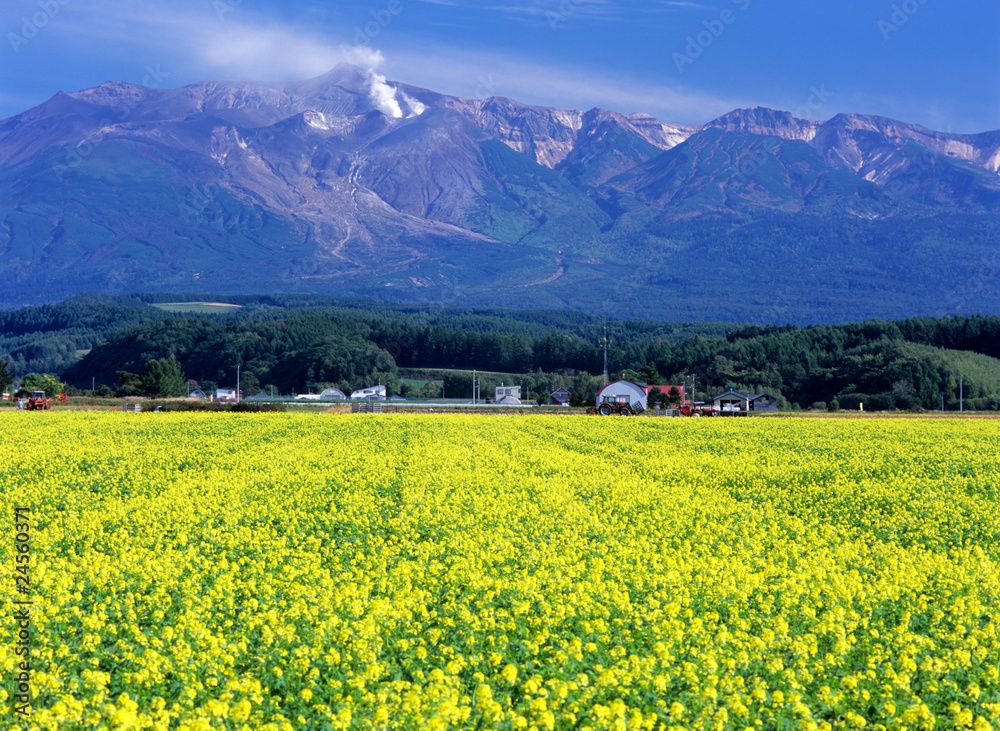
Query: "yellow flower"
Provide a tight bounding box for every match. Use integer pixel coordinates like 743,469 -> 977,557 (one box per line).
502,665 -> 518,684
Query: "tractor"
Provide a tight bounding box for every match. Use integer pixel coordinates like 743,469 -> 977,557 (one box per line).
26,391 -> 50,410
589,394 -> 642,416
677,403 -> 719,417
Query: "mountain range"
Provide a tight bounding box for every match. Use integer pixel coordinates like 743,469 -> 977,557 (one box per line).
1,64 -> 998,323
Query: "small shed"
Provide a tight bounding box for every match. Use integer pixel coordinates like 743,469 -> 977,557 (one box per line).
750,392 -> 778,412
319,387 -> 347,400
713,387 -> 749,412
213,388 -> 237,402
549,386 -> 571,406
189,389 -> 207,400
712,387 -> 778,413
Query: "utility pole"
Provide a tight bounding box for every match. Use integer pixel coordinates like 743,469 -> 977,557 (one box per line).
473,369 -> 476,405
960,373 -> 963,413
237,364 -> 240,403
602,321 -> 608,387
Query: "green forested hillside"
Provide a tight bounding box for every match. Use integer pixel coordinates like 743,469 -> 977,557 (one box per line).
0,295 -> 986,410
0,294 -> 736,379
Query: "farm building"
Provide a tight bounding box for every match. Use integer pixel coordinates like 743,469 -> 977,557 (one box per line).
213,388 -> 238,402
351,385 -> 386,400
594,380 -> 649,411
495,384 -> 521,405
712,387 -> 778,413
549,386 -> 571,406
319,387 -> 346,400
595,381 -> 687,411
189,389 -> 207,400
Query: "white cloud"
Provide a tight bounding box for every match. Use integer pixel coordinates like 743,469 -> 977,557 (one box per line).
40,0 -> 358,82
26,0 -> 746,125
385,46 -> 750,125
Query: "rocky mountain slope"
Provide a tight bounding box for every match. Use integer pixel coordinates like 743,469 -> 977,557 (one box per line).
0,64 -> 997,322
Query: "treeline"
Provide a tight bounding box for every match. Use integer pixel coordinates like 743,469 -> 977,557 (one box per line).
52,309 -> 1000,410
4,293 -> 1000,409
0,294 -> 176,376
0,293 -> 735,377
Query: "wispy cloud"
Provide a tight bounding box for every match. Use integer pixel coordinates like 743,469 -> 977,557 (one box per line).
386,46 -> 750,124
39,0 -> 351,82
13,0 -> 746,125
412,0 -> 709,20
656,1 -> 710,8
413,0 -> 622,24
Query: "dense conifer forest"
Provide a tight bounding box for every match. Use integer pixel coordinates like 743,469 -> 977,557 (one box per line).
2,294 -> 999,410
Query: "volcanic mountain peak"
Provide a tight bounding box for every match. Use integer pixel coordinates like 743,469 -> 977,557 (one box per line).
707,106 -> 818,141
1,68 -> 1000,320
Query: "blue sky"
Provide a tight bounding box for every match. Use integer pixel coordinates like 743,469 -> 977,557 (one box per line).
2,0 -> 998,132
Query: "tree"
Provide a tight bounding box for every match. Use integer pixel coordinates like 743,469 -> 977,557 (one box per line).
418,382 -> 442,398
239,371 -> 260,397
115,371 -> 143,397
640,361 -> 661,385
0,360 -> 14,395
18,373 -> 67,397
620,369 -> 644,384
140,356 -> 186,398
667,386 -> 682,405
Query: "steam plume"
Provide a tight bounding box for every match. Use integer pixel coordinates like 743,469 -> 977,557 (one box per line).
369,72 -> 404,119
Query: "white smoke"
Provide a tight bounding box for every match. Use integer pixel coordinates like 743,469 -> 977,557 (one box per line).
342,44 -> 426,120
400,90 -> 427,117
342,45 -> 386,70
366,71 -> 428,119
368,72 -> 404,119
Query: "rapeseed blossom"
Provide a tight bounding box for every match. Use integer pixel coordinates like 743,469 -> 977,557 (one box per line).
0,413 -> 997,730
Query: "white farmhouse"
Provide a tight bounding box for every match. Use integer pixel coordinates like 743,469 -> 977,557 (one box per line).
494,383 -> 521,405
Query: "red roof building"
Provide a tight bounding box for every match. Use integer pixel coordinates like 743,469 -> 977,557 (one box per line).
645,384 -> 685,403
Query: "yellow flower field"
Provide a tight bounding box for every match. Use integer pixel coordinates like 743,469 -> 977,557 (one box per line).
1,413 -> 998,731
